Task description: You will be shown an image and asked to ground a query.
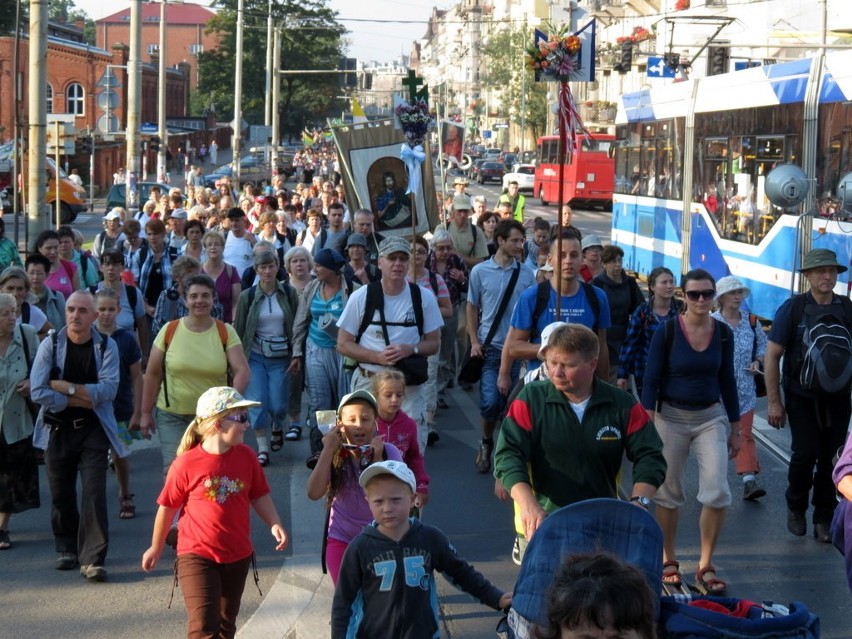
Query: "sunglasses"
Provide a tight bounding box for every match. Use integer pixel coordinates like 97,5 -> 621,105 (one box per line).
223,413 -> 249,423
685,289 -> 715,301
341,443 -> 375,468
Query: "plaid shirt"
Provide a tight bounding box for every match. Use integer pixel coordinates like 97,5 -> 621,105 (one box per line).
137,248 -> 174,305
427,251 -> 468,306
617,298 -> 682,381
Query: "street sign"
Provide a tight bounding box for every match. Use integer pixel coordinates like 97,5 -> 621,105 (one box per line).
96,68 -> 122,89
96,91 -> 119,110
140,123 -> 159,133
494,123 -> 509,129
96,114 -> 119,134
46,116 -> 76,155
647,56 -> 676,78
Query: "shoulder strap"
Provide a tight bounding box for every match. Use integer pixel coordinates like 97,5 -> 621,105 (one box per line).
409,282 -> 424,336
356,281 -> 383,343
215,319 -> 229,350
468,222 -> 477,257
22,302 -> 30,326
18,325 -> 33,376
79,251 -> 89,279
125,283 -> 138,314
482,265 -> 521,350
580,282 -> 601,332
428,271 -> 439,296
790,293 -> 807,340
531,280 -> 551,339
247,285 -> 257,308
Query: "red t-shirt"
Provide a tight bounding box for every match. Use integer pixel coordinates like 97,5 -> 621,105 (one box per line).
158,443 -> 270,564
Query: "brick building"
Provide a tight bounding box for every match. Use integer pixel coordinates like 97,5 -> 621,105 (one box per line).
96,3 -> 219,89
0,25 -> 190,190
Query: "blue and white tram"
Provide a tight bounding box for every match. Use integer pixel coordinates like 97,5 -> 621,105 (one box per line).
611,50 -> 852,319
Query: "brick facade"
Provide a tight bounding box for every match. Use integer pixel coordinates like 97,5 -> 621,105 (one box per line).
96,4 -> 219,89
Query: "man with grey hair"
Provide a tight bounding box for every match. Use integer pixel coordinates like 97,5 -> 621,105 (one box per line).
349,209 -> 385,265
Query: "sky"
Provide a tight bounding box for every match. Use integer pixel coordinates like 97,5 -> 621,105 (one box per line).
72,0 -> 446,64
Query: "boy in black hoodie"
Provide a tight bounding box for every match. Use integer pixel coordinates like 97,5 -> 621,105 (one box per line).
331,461 -> 512,639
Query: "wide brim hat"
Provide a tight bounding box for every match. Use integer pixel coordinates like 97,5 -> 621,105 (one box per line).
714,275 -> 750,301
453,194 -> 473,210
453,177 -> 469,186
799,248 -> 848,273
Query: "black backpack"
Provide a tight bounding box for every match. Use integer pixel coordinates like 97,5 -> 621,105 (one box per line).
529,280 -> 601,339
789,294 -> 852,394
355,281 -> 424,343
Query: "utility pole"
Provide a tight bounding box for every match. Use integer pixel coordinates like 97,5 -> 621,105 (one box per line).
126,0 -> 142,210
28,0 -> 49,235
271,26 -> 282,162
232,0 -> 245,186
264,0 -> 273,128
157,0 -> 168,183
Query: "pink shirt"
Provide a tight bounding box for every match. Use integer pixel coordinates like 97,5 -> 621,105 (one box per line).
46,259 -> 77,300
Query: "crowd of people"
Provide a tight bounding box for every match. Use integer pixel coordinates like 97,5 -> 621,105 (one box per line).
1,154 -> 851,638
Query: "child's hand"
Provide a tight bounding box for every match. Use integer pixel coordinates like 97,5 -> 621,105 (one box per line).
370,435 -> 385,460
322,424 -> 344,449
271,524 -> 289,551
499,591 -> 513,610
141,546 -> 162,572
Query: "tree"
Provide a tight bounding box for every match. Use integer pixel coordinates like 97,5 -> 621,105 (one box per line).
481,24 -> 548,143
0,0 -> 15,35
199,0 -> 346,140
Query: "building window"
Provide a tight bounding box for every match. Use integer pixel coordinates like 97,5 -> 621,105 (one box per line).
46,83 -> 53,114
189,44 -> 203,55
66,82 -> 84,115
147,44 -> 159,55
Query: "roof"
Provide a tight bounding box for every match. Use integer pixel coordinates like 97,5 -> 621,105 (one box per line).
98,4 -> 216,26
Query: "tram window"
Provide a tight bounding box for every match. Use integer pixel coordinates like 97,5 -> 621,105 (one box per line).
705,137 -> 728,159
755,136 -> 784,161
642,123 -> 657,139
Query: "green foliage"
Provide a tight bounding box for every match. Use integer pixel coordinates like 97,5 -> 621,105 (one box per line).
0,0 -> 16,34
199,0 -> 346,139
482,24 -> 548,141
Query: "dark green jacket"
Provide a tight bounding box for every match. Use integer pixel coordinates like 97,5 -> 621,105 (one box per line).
494,379 -> 666,514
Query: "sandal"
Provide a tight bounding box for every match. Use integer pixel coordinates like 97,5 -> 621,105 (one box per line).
285,424 -> 302,441
661,560 -> 683,588
270,430 -> 284,452
0,529 -> 11,550
257,451 -> 270,467
119,494 -> 136,520
695,565 -> 727,596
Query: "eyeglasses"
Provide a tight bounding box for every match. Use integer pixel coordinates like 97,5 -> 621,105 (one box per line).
684,289 -> 715,301
223,413 -> 249,423
414,249 -> 428,256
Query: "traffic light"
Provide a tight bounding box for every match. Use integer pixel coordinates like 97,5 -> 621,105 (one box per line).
77,138 -> 92,155
149,136 -> 161,153
707,46 -> 730,76
614,43 -> 633,74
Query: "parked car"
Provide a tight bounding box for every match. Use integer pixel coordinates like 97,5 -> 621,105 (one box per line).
502,163 -> 536,191
204,156 -> 273,188
248,146 -> 296,178
105,182 -> 170,213
468,159 -> 487,180
477,161 -> 506,184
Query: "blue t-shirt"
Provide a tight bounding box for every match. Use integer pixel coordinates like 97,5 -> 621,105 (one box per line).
308,288 -> 345,349
109,328 -> 142,422
510,282 -> 611,368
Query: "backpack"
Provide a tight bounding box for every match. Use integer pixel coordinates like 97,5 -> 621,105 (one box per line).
790,293 -> 852,394
355,281 -> 424,343
243,282 -> 299,344
161,319 -> 229,408
529,280 -> 601,339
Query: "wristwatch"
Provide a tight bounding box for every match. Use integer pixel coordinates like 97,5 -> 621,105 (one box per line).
67,384 -> 76,396
413,344 -> 420,355
630,496 -> 651,509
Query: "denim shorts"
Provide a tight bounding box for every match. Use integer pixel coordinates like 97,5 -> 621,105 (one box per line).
479,346 -> 520,422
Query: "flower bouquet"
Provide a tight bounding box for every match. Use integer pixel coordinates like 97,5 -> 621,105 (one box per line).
525,23 -> 584,83
395,98 -> 434,148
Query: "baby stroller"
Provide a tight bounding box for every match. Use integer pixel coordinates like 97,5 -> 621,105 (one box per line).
499,498 -> 820,639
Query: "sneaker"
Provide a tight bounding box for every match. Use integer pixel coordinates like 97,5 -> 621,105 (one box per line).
742,479 -> 766,501
475,440 -> 493,474
56,552 -> 78,570
427,429 -> 440,447
787,509 -> 806,536
80,564 -> 108,582
511,537 -> 522,566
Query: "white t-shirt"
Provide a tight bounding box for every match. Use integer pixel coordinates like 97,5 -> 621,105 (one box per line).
18,304 -> 48,332
223,232 -> 254,275
337,282 -> 444,374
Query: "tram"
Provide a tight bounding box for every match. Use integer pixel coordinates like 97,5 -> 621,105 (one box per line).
611,49 -> 852,319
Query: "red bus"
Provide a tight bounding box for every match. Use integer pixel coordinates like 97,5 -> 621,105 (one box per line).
533,134 -> 615,209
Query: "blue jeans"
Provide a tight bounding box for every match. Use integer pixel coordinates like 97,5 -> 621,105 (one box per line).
479,346 -> 520,422
246,351 -> 290,430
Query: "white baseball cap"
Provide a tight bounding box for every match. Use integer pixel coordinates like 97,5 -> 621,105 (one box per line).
359,460 -> 417,493
538,321 -> 569,361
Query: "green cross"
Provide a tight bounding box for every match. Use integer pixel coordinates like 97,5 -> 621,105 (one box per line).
402,69 -> 428,103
